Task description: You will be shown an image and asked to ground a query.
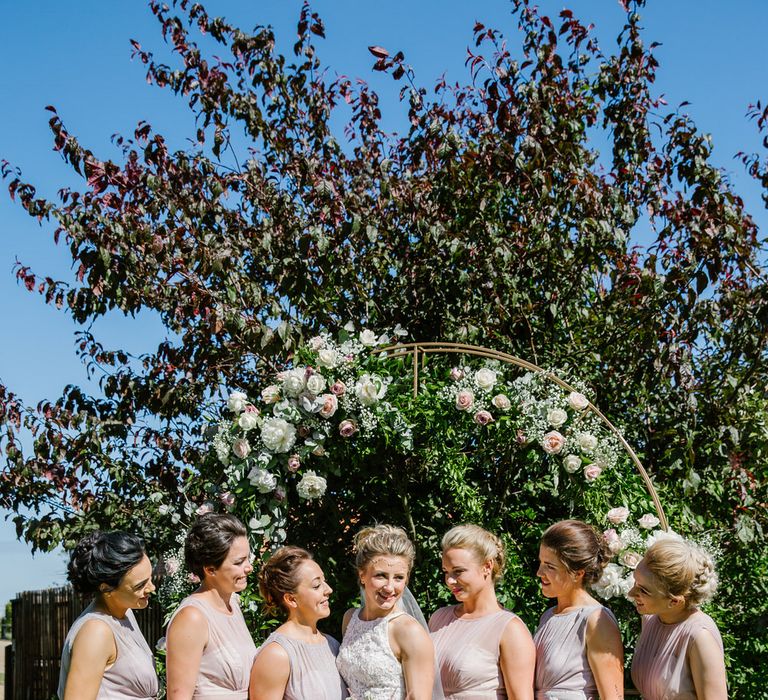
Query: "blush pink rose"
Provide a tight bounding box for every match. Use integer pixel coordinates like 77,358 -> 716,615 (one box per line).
450,367 -> 464,381
473,410 -> 494,425
603,528 -> 622,554
606,506 -> 630,525
339,420 -> 358,438
330,380 -> 347,396
287,454 -> 301,472
542,430 -> 565,454
584,464 -> 603,481
319,393 -> 338,418
455,389 -> 474,411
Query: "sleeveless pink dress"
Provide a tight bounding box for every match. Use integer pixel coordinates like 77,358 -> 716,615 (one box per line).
169,594 -> 257,700
631,610 -> 723,700
58,602 -> 158,699
258,631 -> 347,699
429,605 -> 519,699
533,604 -> 618,700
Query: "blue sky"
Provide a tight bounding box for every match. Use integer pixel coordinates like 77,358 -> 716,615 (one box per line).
1,0 -> 766,607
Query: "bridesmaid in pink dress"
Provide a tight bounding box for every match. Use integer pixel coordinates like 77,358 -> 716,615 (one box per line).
166,514 -> 258,699
249,546 -> 347,699
429,524 -> 535,700
629,537 -> 727,700
533,520 -> 624,700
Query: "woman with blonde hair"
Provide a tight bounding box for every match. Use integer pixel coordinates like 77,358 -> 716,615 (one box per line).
336,524 -> 436,700
534,520 -> 624,700
629,537 -> 727,700
249,546 -> 346,699
429,523 -> 535,699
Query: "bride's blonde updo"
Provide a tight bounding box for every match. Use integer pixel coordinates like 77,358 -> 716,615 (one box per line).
353,524 -> 415,573
441,524 -> 507,583
642,538 -> 718,608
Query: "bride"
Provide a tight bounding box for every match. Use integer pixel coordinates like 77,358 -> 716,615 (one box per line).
336,524 -> 436,700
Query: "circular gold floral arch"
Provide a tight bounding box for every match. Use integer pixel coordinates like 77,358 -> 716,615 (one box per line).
374,341 -> 668,531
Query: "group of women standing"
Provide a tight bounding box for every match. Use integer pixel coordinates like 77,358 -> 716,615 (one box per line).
57,514 -> 728,700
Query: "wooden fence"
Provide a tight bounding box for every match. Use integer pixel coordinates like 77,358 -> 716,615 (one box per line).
6,587 -> 165,700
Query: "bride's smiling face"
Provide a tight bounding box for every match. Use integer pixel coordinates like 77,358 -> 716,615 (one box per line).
359,555 -> 410,617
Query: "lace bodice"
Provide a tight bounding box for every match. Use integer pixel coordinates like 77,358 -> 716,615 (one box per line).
336,608 -> 407,700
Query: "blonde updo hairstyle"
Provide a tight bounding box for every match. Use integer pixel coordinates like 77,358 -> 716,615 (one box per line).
354,524 -> 415,575
441,524 -> 506,583
540,519 -> 611,585
642,538 -> 718,608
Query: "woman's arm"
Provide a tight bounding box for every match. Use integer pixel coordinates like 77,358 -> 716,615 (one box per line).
62,619 -> 116,700
689,628 -> 728,700
585,609 -> 624,700
499,616 -> 535,700
249,642 -> 291,700
389,616 -> 435,700
165,605 -> 208,700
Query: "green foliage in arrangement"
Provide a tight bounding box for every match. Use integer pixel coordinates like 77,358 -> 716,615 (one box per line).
1,0 -> 767,693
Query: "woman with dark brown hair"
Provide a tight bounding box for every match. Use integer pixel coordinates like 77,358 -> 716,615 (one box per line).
166,513 -> 257,699
533,520 -> 624,700
249,546 -> 346,699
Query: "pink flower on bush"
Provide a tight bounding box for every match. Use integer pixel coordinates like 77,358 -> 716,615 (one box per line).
516,429 -> 528,445
219,491 -> 235,507
188,572 -> 201,584
164,558 -> 180,576
455,390 -> 474,411
542,430 -> 565,454
606,506 -> 630,525
196,502 -> 213,516
584,464 -> 603,481
244,404 -> 259,414
330,380 -> 347,396
232,438 -> 251,460
339,420 -> 358,438
287,454 -> 301,472
492,394 -> 511,410
319,393 -> 338,418
603,528 -> 622,554
450,367 -> 464,381
473,410 -> 494,425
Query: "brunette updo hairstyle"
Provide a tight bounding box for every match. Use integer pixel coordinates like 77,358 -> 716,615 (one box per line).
642,538 -> 718,608
184,513 -> 247,579
441,524 -> 507,583
259,546 -> 314,616
67,531 -> 146,595
540,519 -> 610,585
354,524 -> 415,574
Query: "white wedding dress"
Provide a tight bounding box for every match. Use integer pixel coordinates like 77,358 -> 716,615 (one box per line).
336,608 -> 408,700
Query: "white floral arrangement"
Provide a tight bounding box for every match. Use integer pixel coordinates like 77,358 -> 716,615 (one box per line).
591,507 -> 679,600
442,365 -> 621,483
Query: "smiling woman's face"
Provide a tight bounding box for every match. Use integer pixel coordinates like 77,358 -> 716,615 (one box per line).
104,554 -> 155,611
359,555 -> 409,618
206,536 -> 252,594
442,547 -> 493,602
628,561 -> 672,615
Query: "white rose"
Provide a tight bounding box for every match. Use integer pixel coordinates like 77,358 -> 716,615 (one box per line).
316,348 -> 338,368
577,432 -> 598,453
238,412 -> 260,431
638,513 -> 661,530
247,467 -> 277,493
547,407 -> 568,428
308,335 -> 325,351
474,368 -> 497,391
260,418 -> 297,453
568,391 -> 589,410
620,551 -> 642,569
354,374 -> 387,406
296,471 -> 328,500
305,373 -> 327,395
592,563 -> 626,599
606,506 -> 630,525
282,368 -> 306,397
359,329 -> 378,347
227,391 -> 248,414
563,454 -> 582,473
492,394 -> 511,410
261,385 -> 281,404
231,438 -> 251,460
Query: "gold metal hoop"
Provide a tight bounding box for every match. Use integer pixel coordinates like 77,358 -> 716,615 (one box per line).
372,341 -> 668,530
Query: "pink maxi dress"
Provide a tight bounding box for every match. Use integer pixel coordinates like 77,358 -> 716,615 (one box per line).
631,610 -> 723,700
429,605 -> 520,699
